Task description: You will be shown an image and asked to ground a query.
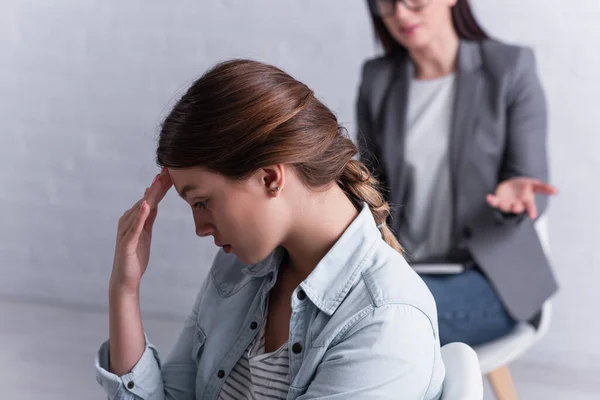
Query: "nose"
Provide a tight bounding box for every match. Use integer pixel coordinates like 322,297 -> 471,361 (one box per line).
394,1 -> 412,18
194,216 -> 214,237
196,228 -> 212,237
195,223 -> 213,237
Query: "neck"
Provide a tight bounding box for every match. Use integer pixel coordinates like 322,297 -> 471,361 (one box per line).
409,27 -> 460,80
280,185 -> 359,283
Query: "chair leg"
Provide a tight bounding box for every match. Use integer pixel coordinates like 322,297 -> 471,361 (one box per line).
487,365 -> 519,400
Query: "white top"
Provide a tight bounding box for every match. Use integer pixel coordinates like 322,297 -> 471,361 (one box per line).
399,74 -> 457,262
219,319 -> 290,399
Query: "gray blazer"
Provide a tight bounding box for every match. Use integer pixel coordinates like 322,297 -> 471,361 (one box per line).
356,39 -> 558,321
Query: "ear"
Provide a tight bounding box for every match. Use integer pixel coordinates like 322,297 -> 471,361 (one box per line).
260,164 -> 286,197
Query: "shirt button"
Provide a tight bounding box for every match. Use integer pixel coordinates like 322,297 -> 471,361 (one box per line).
297,290 -> 306,301
292,342 -> 303,354
217,369 -> 225,379
250,321 -> 258,330
127,381 -> 135,390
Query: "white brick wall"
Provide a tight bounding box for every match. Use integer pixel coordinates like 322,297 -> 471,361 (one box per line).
0,0 -> 375,317
1,0 -> 598,373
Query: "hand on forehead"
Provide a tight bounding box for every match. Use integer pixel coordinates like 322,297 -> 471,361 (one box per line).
145,168 -> 173,208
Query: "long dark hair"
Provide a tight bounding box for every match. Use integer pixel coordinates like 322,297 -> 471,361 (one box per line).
156,59 -> 403,253
368,0 -> 489,55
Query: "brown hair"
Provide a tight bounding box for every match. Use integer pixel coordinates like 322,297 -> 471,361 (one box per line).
368,0 -> 489,55
156,59 -> 402,253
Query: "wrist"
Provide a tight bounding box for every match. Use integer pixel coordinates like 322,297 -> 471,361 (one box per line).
109,276 -> 140,299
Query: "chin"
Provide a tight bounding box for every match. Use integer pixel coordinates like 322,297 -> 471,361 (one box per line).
237,247 -> 277,266
233,250 -> 260,265
394,31 -> 429,51
403,37 -> 429,52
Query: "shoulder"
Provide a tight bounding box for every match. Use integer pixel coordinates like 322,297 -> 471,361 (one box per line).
477,39 -> 544,106
310,241 -> 444,398
361,54 -> 395,76
480,38 -> 532,60
357,52 -> 407,116
317,239 -> 438,343
478,39 -> 537,77
360,240 -> 437,321
359,52 -> 405,91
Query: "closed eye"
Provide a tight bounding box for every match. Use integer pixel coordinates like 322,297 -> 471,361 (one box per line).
193,200 -> 208,210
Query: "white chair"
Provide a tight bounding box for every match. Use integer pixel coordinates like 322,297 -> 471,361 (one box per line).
474,215 -> 553,399
440,342 -> 484,400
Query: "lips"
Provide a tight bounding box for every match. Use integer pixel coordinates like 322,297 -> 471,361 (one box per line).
215,241 -> 232,253
400,24 -> 419,35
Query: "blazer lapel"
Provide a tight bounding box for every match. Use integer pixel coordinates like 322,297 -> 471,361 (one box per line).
379,55 -> 412,222
379,42 -> 484,234
382,43 -> 483,192
450,41 -> 484,189
447,40 -> 484,244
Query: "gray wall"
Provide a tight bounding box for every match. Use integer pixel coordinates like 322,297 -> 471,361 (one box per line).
0,0 -> 374,317
1,0 -> 598,376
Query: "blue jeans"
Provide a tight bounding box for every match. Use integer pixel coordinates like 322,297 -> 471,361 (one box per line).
420,269 -> 517,347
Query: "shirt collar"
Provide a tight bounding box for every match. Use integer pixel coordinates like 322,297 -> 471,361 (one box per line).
242,204 -> 381,312
299,203 -> 381,315
241,246 -> 285,278
243,204 -> 382,315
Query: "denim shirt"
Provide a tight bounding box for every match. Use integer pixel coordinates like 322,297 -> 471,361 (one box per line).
95,204 -> 445,399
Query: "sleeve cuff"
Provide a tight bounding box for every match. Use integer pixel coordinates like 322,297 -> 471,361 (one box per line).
493,209 -> 527,225
95,336 -> 162,399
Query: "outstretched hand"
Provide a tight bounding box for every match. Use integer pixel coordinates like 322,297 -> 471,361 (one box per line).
486,177 -> 558,220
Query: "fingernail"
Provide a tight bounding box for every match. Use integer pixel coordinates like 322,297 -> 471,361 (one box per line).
152,174 -> 160,185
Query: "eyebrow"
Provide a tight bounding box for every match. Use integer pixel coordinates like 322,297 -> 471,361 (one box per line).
178,184 -> 201,200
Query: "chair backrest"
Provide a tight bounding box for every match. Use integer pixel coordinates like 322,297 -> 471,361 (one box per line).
533,214 -> 553,333
440,342 -> 483,400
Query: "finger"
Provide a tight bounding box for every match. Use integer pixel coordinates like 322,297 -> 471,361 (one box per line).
120,198 -> 146,236
118,199 -> 145,236
523,196 -> 538,219
122,198 -> 144,221
532,182 -> 559,195
124,187 -> 151,223
497,200 -> 512,213
486,194 -> 500,208
487,194 -> 512,212
517,178 -> 557,195
126,201 -> 151,244
145,169 -> 173,209
520,177 -> 542,185
144,207 -> 159,233
511,201 -> 525,214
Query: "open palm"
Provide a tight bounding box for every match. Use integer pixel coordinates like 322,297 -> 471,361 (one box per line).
486,177 -> 558,219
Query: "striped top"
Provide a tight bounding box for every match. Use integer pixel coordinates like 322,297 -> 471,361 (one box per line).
219,320 -> 291,399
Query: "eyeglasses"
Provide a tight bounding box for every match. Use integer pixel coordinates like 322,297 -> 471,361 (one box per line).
370,0 -> 430,17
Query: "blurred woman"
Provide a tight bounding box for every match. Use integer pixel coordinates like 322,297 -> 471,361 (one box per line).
357,0 -> 558,346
